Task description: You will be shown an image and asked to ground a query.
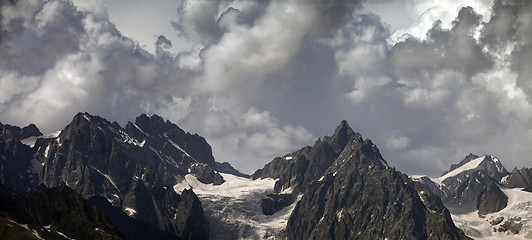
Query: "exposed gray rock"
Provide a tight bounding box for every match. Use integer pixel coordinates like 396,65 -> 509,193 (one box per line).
0,122 -> 41,192
260,193 -> 295,215
216,162 -> 249,178
477,181 -> 508,215
256,121 -> 469,239
1,123 -> 42,140
37,112 -> 213,237
502,167 -> 532,189
423,154 -> 509,204
190,163 -> 224,186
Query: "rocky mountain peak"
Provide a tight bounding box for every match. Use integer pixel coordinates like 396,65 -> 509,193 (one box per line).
324,120 -> 362,155
423,154 -> 510,204
1,122 -> 42,140
133,113 -> 185,137
501,167 -> 532,189
441,153 -> 479,176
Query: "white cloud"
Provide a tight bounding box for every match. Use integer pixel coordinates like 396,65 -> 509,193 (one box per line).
385,135 -> 410,150
2,0 -> 532,177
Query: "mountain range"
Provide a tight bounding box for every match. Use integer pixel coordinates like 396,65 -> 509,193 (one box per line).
1,112 -> 531,239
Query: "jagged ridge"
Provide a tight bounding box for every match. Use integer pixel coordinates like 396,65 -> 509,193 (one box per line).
255,120 -> 469,239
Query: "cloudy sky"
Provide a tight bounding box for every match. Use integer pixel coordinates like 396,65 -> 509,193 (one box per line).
1,0 -> 531,176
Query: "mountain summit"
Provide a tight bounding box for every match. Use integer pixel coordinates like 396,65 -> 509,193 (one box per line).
255,120 -> 468,239
414,154 -> 509,204
0,112 -> 218,239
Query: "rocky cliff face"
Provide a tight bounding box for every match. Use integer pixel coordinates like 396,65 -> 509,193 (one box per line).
477,180 -> 508,216
253,120 -> 363,215
37,113 -> 213,238
255,121 -> 469,239
1,113 -> 213,239
501,167 -> 532,189
0,123 -> 41,192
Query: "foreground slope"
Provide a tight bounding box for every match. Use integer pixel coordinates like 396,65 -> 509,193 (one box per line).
0,185 -> 123,240
255,121 -> 469,240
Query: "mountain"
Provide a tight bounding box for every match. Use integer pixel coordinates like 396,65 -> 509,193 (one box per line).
413,154 -> 532,239
1,112 -> 217,239
501,167 -> 532,189
413,154 -> 509,204
216,162 -> 250,178
476,180 -> 508,215
254,120 -> 469,240
0,185 -> 123,240
0,122 -> 42,192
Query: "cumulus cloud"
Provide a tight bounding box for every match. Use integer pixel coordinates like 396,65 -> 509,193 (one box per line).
1,0 -> 532,176
386,135 -> 410,150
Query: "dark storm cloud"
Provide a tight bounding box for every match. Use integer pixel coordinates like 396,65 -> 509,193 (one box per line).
1,0 -> 531,175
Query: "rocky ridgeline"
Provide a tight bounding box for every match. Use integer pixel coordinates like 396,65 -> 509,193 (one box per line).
0,122 -> 43,192
413,154 -> 509,204
0,113 -> 220,239
254,121 -> 469,239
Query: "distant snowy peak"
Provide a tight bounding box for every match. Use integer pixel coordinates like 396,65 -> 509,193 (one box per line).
436,154 -> 508,183
417,154 -> 511,204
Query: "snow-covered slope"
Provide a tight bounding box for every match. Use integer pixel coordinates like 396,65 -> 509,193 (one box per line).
412,155 -> 510,204
448,187 -> 532,239
174,173 -> 300,239
434,156 -> 487,183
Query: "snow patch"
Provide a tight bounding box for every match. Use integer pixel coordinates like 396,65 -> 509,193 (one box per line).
56,231 -> 75,240
18,222 -> 45,240
449,187 -> 532,239
280,186 -> 293,194
92,167 -> 119,192
337,209 -> 344,222
284,156 -> 293,160
124,207 -> 137,216
173,173 -> 275,198
174,173 -> 296,239
43,145 -> 50,158
167,139 -> 196,161
500,175 -> 509,184
434,156 -> 486,183
117,130 -> 145,147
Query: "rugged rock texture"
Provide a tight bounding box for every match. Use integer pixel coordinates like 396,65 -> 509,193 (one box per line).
256,121 -> 469,239
88,196 -> 177,240
417,154 -> 509,204
502,167 -> 532,189
477,181 -> 508,215
175,189 -> 209,240
253,120 -> 362,214
30,112 -> 213,237
1,123 -> 43,140
216,162 -> 250,178
190,164 -> 224,185
0,186 -> 123,240
0,123 -> 41,192
261,193 -> 295,215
